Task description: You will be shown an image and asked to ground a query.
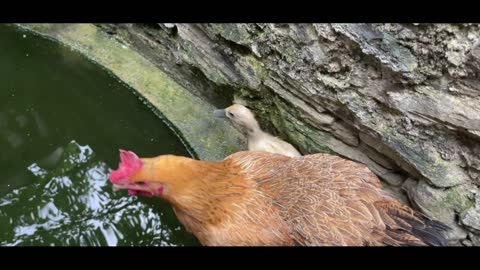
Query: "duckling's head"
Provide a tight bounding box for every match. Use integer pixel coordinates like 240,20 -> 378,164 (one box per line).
214,104 -> 260,134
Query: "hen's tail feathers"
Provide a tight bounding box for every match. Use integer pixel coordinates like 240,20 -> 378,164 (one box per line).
377,202 -> 451,246
409,215 -> 450,246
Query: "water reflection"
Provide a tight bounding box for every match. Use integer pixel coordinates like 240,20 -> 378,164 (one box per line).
0,141 -> 194,246
0,24 -> 198,246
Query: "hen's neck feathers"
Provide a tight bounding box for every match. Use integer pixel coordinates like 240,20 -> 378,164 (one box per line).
131,155 -> 251,223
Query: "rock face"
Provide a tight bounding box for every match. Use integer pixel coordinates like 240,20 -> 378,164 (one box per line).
94,23 -> 480,245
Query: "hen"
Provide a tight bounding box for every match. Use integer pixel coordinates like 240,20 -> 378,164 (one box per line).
110,149 -> 449,246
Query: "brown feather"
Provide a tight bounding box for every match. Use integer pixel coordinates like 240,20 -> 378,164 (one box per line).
122,151 -> 449,246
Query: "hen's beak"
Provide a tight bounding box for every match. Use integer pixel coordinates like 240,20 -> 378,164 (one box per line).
213,109 -> 227,118
111,182 -> 164,197
111,182 -> 149,193
112,184 -> 122,192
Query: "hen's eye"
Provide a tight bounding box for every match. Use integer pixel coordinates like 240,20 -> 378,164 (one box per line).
228,112 -> 235,118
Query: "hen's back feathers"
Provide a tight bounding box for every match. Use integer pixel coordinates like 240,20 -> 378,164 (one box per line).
228,151 -> 449,246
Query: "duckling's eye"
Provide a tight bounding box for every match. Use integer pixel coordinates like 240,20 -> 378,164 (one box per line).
228,112 -> 235,118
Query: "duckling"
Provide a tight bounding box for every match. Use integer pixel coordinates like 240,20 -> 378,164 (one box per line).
214,104 -> 301,158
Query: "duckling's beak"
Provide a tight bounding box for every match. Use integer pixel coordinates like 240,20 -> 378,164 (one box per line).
213,109 -> 227,118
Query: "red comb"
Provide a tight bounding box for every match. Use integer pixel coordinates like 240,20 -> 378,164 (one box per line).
109,149 -> 143,184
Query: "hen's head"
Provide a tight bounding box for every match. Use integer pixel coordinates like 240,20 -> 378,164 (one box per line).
109,150 -> 163,197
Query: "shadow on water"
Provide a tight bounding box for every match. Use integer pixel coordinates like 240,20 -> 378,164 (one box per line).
0,25 -> 199,246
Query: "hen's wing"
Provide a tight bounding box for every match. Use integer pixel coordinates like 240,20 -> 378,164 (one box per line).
231,151 -> 449,246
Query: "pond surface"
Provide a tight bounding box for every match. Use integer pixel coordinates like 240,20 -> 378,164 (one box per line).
0,24 -> 199,246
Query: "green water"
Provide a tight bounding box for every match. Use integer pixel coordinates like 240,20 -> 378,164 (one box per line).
0,25 -> 199,246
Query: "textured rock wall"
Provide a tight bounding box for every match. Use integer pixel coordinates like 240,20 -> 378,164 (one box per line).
95,23 -> 480,245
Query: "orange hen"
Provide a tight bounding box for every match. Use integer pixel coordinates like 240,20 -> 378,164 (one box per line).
110,150 -> 449,246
